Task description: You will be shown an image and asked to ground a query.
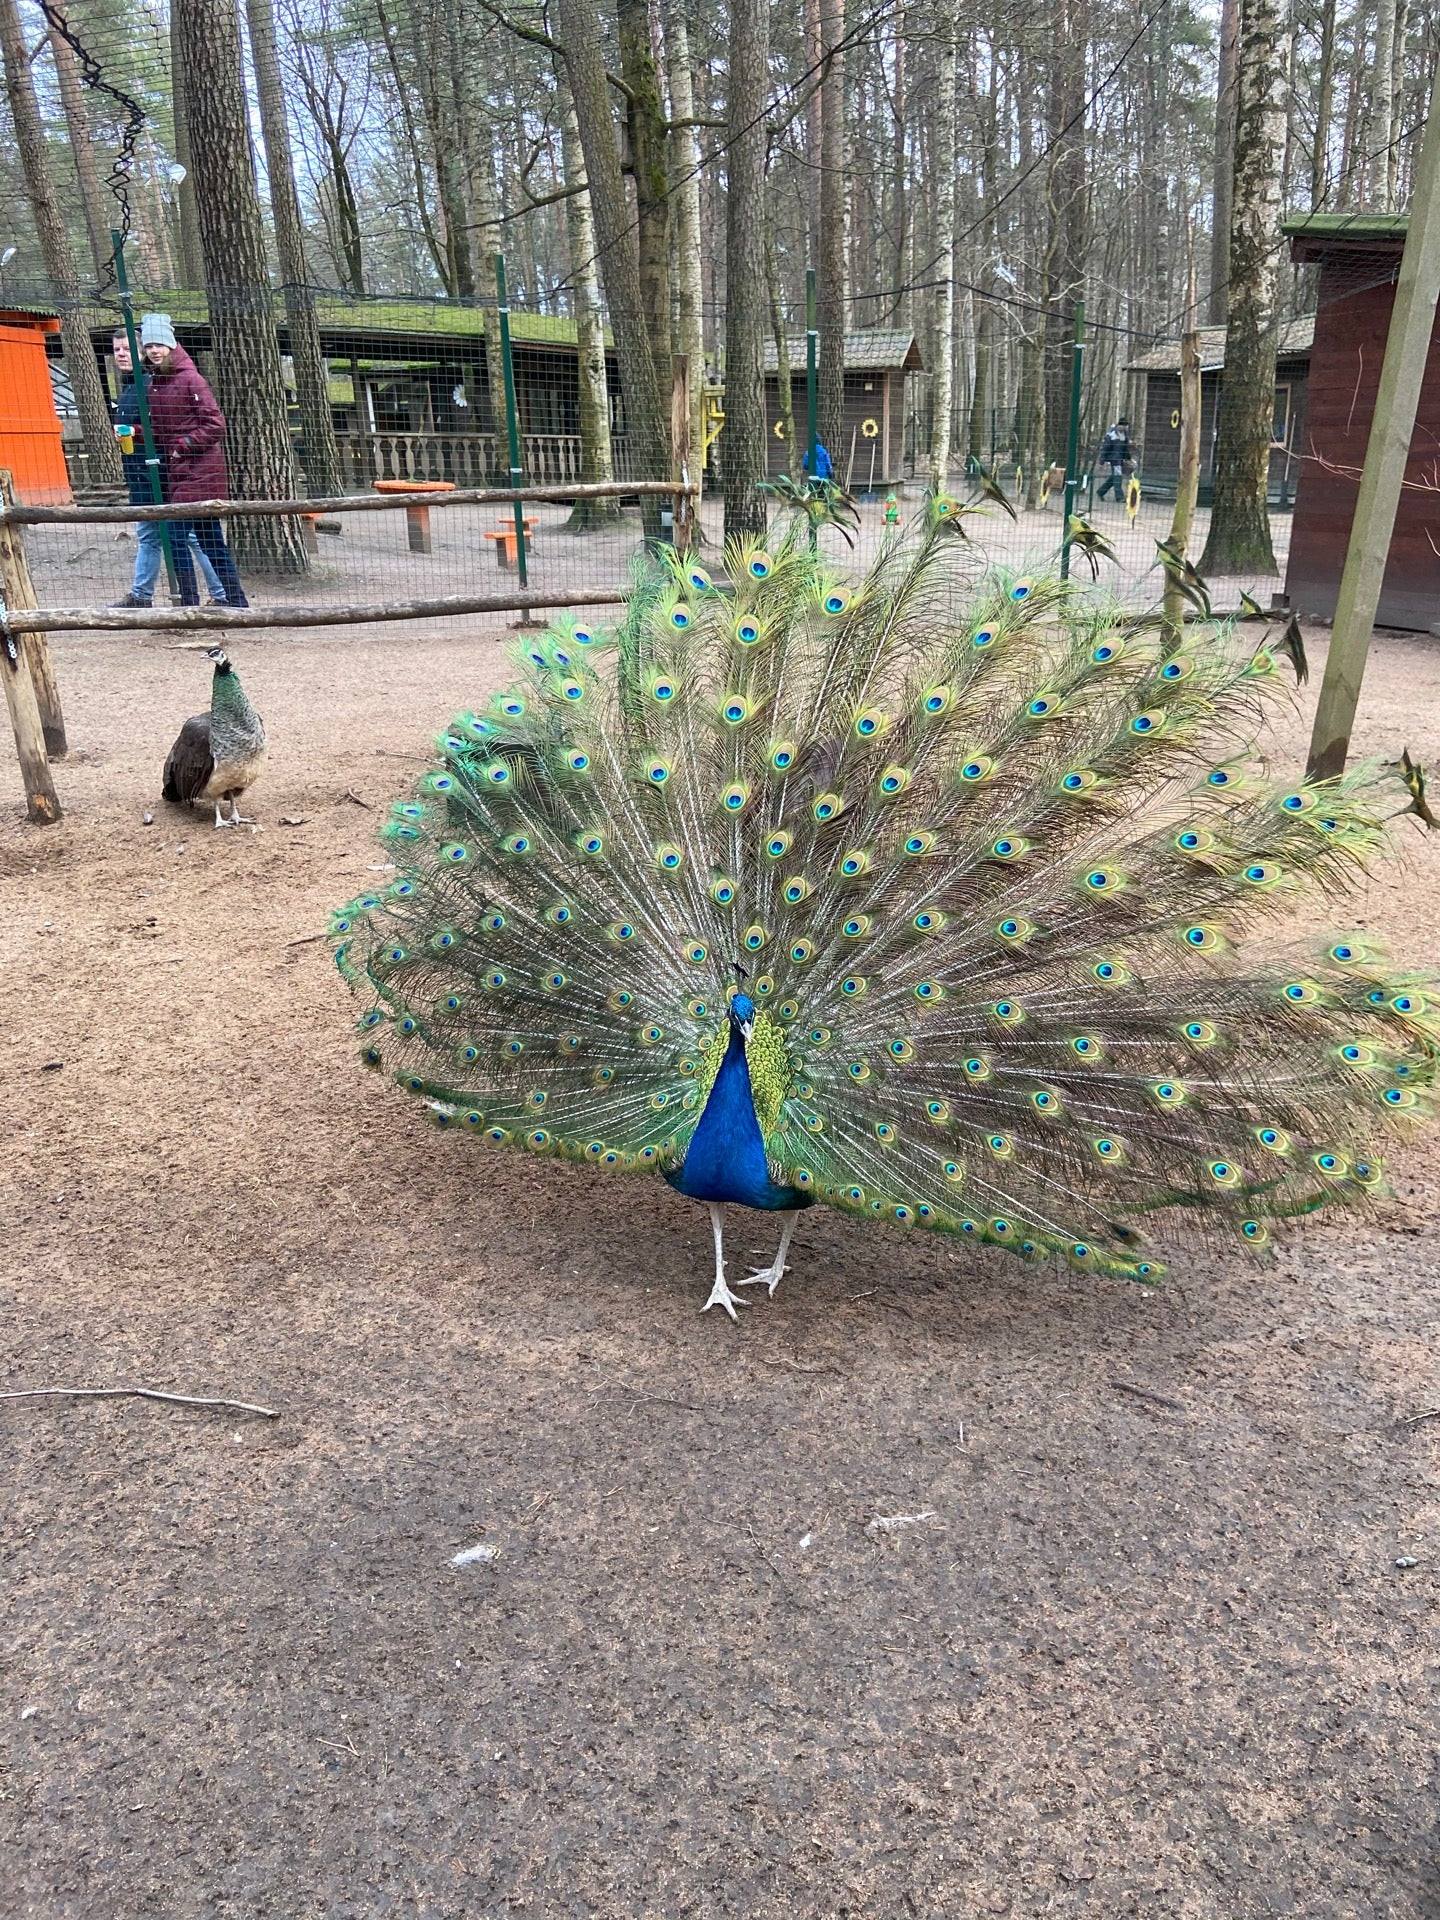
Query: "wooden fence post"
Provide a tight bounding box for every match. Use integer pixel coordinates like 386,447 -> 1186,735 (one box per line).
0,627 -> 60,824
0,471 -> 65,757
672,353 -> 694,553
1162,332 -> 1203,648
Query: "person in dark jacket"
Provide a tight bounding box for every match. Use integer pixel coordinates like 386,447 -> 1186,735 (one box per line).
138,314 -> 248,608
1096,418 -> 1133,504
109,331 -> 224,609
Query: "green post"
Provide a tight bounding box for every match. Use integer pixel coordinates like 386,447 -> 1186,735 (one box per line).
1059,298 -> 1086,582
112,230 -> 179,598
493,253 -> 530,600
805,267 -> 818,480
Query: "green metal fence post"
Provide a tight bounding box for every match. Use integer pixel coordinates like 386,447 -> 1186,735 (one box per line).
111,230 -> 179,599
1059,297 -> 1086,582
805,267 -> 818,479
493,252 -> 534,613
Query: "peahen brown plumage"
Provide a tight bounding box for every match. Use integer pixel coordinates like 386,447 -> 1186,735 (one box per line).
331,503 -> 1437,1318
162,646 -> 267,828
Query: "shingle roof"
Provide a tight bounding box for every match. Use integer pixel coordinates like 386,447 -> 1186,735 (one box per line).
1124,315 -> 1315,374
763,328 -> 923,373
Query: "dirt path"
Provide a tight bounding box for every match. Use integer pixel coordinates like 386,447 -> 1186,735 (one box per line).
2,614 -> 1439,1918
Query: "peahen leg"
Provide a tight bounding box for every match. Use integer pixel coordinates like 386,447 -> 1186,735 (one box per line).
213,800 -> 235,829
739,1209 -> 801,1298
225,793 -> 255,826
701,1202 -> 749,1320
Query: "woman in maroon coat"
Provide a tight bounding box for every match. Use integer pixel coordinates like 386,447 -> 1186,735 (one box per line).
139,314 -> 248,607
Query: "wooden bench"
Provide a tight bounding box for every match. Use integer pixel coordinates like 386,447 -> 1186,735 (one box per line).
372,477 -> 456,553
484,518 -> 539,572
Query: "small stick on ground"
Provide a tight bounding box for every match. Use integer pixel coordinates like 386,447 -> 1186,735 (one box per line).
1402,1407 -> 1440,1425
0,1386 -> 280,1418
342,788 -> 372,809
1108,1378 -> 1184,1412
285,932 -> 328,947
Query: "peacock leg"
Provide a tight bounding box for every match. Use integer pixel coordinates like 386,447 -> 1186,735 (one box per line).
701,1202 -> 748,1320
739,1209 -> 800,1298
213,799 -> 236,829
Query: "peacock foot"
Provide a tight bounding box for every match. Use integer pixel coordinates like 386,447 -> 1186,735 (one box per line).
738,1258 -> 788,1298
213,805 -> 238,828
701,1272 -> 749,1320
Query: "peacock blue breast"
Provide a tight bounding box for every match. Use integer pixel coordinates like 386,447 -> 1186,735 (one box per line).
665,1008 -> 812,1213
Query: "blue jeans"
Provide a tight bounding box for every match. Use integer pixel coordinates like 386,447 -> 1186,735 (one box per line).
133,518 -> 225,602
1096,463 -> 1127,502
172,520 -> 248,608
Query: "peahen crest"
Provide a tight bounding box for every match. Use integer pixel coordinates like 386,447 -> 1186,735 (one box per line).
334,515 -> 1438,1285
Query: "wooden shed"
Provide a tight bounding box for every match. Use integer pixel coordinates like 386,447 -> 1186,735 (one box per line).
1124,318 -> 1313,506
1282,213 -> 1439,632
0,308 -> 71,505
762,329 -> 922,489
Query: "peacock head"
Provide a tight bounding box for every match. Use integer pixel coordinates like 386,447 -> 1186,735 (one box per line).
205,645 -> 232,674
729,991 -> 757,1040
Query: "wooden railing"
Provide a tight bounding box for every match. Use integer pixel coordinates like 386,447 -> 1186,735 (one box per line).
325,431 -> 635,491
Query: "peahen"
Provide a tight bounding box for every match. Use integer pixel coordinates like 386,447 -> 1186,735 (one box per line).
162,645 -> 267,828
332,506 -> 1437,1318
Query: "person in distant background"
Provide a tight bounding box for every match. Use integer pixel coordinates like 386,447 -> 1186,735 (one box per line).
138,313 -> 248,609
802,440 -> 834,482
1096,417 -> 1133,504
108,330 -> 225,610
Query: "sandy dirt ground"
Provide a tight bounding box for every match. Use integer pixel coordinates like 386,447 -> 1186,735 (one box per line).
2,598 -> 1439,1919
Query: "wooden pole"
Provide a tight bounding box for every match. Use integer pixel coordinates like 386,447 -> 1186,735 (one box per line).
1,481 -> 693,527
0,472 -> 64,759
1163,332 -> 1204,648
671,353 -> 694,552
4,586 -> 638,635
1307,84 -> 1440,779
0,629 -> 60,824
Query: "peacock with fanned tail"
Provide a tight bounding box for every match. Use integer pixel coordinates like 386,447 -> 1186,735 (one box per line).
331,505 -> 1438,1319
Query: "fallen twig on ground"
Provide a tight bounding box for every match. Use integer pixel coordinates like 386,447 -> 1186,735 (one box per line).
0,1386 -> 280,1419
1402,1407 -> 1440,1426
1108,1379 -> 1184,1412
343,789 -> 372,809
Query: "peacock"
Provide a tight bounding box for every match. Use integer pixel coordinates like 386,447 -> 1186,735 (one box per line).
331,503 -> 1437,1319
162,645 -> 267,828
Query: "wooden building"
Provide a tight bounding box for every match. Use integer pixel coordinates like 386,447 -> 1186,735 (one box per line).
1124,318 -> 1313,505
1282,212 -> 1439,632
762,330 -> 922,489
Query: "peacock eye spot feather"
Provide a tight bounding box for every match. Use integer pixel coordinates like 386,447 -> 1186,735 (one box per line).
841,976 -> 868,998
914,980 -> 942,1001
1208,769 -> 1233,787
736,620 -> 762,645
766,833 -> 791,858
712,880 -> 737,905
685,943 -> 709,964
567,750 -> 591,772
441,843 -> 468,864
748,551 -> 773,578
824,592 -> 849,615
789,939 -> 815,963
972,628 -> 995,649
669,605 -> 692,629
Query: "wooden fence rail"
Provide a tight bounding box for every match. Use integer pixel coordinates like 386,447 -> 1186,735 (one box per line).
1,479 -> 692,526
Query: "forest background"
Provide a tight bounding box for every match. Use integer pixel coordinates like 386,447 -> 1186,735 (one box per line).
0,0 -> 1435,565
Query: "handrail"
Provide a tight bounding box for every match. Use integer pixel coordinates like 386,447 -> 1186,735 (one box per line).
1,586 -> 633,634
2,479 -> 693,526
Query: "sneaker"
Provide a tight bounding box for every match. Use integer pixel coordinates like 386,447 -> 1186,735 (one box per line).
206,597 -> 228,607
109,591 -> 152,609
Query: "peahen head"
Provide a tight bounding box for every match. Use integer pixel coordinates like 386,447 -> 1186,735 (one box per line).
205,646 -> 232,676
730,991 -> 757,1039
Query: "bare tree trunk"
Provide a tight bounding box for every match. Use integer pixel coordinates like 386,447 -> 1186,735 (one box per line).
928,1 -> 957,493
555,0 -> 670,526
1199,0 -> 1290,576
245,0 -> 341,498
1209,0 -> 1241,322
169,3 -> 207,286
46,8 -> 110,279
1311,0 -> 1337,208
817,0 -> 847,462
665,0 -> 706,472
559,76 -> 622,528
1370,0 -> 1397,207
617,0 -> 672,386
723,0 -> 769,541
174,0 -> 307,573
0,0 -> 122,492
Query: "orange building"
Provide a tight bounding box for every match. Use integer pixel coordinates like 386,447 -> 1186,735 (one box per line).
0,309 -> 73,505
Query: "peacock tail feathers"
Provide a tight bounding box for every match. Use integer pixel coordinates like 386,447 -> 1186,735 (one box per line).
333,512 -> 1438,1279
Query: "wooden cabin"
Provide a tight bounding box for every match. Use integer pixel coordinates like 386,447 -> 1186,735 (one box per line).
1124,318 -> 1313,506
85,296 -> 623,490
762,330 -> 922,489
1281,213 -> 1439,632
0,308 -> 71,505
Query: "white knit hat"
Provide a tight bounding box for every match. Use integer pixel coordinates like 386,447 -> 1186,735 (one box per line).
139,312 -> 177,349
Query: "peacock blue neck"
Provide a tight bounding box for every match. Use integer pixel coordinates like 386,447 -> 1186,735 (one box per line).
668,1014 -> 806,1212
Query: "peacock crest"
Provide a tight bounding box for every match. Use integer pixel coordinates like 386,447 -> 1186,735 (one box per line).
333,514 -> 1439,1286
